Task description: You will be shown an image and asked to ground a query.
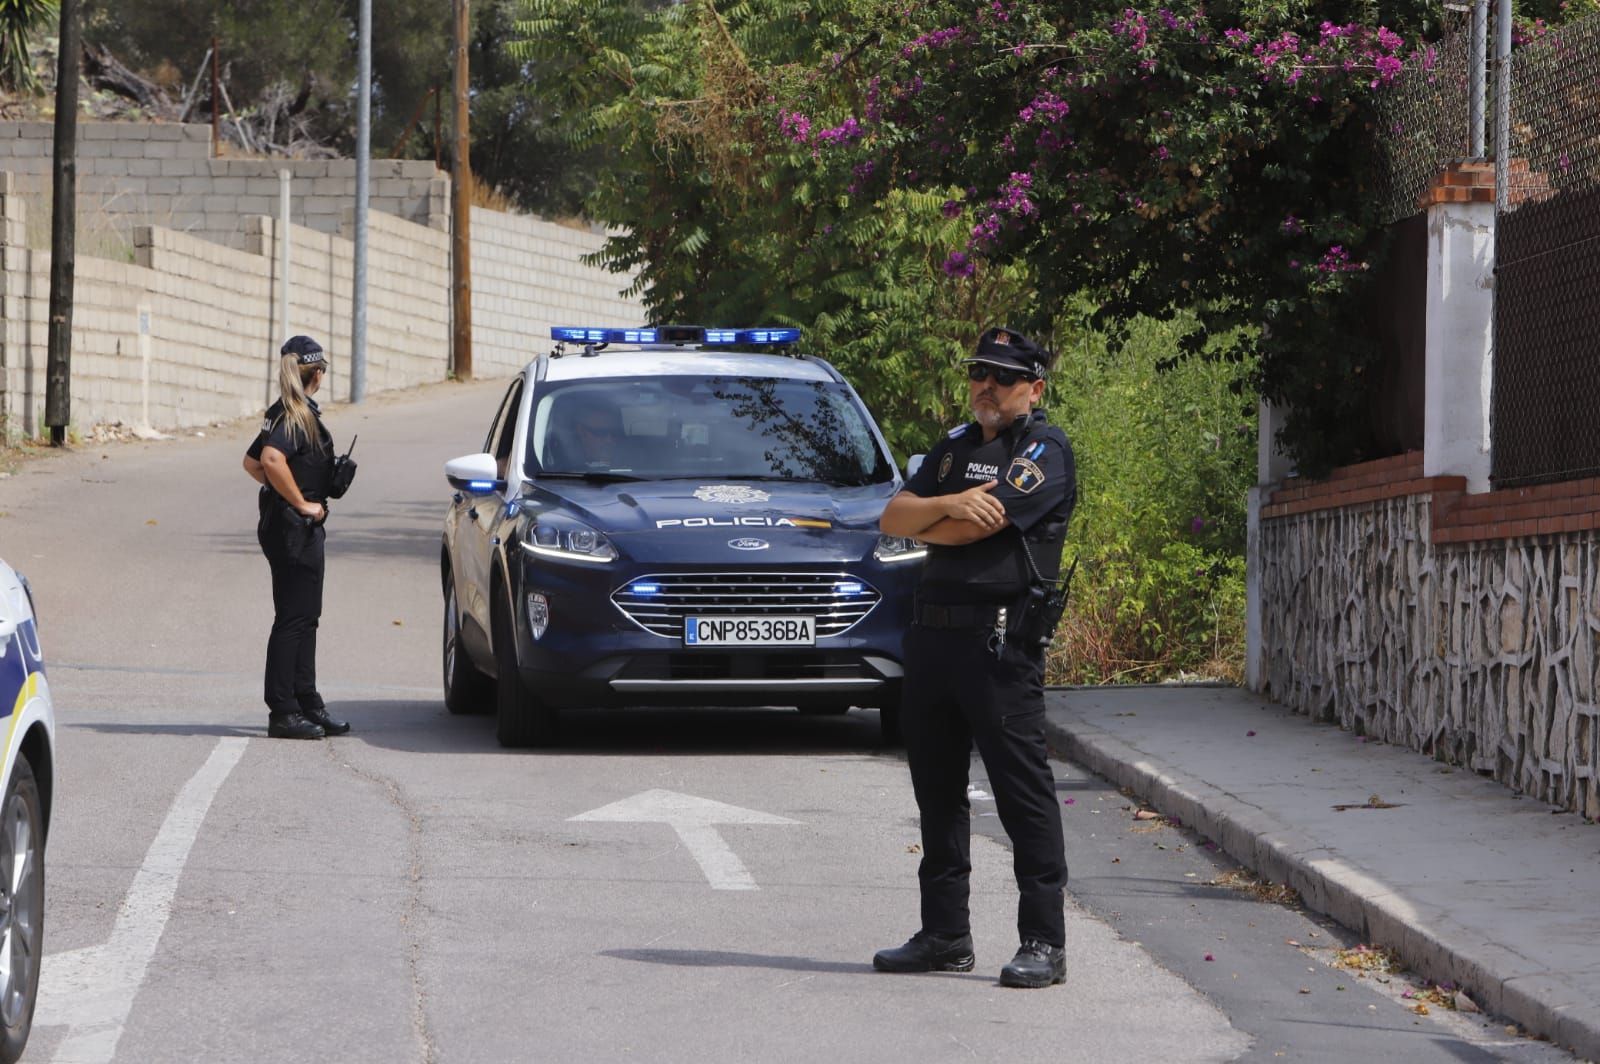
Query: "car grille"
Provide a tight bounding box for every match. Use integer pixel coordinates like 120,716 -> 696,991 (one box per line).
611,571 -> 881,638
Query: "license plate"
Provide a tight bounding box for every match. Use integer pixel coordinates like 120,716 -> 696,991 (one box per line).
683,615 -> 816,647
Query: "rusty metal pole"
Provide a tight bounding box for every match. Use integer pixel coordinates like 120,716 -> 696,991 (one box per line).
451,0 -> 473,380
44,0 -> 81,446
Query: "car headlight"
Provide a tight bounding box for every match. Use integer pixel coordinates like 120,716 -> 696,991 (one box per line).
873,534 -> 927,563
523,520 -> 619,563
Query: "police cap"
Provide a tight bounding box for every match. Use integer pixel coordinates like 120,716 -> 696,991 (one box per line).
966,326 -> 1050,379
280,335 -> 326,366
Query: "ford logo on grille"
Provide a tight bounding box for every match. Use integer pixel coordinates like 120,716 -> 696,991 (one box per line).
728,537 -> 769,551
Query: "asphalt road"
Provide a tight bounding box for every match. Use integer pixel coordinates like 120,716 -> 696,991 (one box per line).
0,377 -> 1574,1063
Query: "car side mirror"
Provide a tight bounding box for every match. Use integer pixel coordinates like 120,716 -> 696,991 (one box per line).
905,454 -> 926,480
445,453 -> 505,494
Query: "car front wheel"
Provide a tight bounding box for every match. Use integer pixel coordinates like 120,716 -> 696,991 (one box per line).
493,593 -> 559,748
0,754 -> 43,1064
443,575 -> 493,715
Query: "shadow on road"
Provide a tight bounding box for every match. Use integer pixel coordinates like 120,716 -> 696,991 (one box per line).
306,698 -> 902,758
68,722 -> 262,738
601,948 -> 884,978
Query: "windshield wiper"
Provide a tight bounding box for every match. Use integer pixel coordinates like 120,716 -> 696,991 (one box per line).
537,471 -> 644,483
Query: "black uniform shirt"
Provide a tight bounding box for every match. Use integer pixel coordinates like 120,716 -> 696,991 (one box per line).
247,398 -> 334,502
903,410 -> 1076,604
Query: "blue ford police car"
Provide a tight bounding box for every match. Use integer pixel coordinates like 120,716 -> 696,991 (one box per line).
440,326 -> 923,747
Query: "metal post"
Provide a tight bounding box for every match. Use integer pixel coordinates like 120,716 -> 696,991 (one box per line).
45,0 -> 80,446
1494,0 -> 1512,212
277,170 -> 291,348
351,0 -> 371,403
1470,0 -> 1488,158
451,0 -> 473,381
210,37 -> 220,158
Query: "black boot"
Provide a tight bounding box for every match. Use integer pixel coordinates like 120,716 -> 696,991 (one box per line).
268,712 -> 325,740
300,704 -> 351,736
999,940 -> 1066,988
872,931 -> 975,973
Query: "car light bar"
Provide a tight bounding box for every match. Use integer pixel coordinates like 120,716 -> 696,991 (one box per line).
550,326 -> 801,346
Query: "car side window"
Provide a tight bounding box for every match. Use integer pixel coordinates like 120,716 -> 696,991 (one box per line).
482,380 -> 519,457
490,380 -> 525,480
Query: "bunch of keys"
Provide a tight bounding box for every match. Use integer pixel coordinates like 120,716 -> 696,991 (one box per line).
987,607 -> 1008,659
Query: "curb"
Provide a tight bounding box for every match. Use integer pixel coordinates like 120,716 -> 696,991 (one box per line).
1044,713 -> 1600,1061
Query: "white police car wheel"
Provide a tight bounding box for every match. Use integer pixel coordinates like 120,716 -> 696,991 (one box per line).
0,754 -> 43,1059
442,578 -> 491,715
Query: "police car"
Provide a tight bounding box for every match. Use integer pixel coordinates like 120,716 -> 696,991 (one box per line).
0,558 -> 54,1063
440,326 -> 923,747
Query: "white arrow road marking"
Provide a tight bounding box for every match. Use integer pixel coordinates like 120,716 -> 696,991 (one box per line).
36,737 -> 248,1064
569,789 -> 798,891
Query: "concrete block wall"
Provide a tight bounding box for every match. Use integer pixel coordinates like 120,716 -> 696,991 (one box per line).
470,207 -> 642,375
0,121 -> 443,250
0,172 -> 452,435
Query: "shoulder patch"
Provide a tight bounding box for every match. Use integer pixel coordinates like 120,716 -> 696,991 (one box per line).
937,452 -> 954,482
1006,457 -> 1046,494
260,418 -> 274,434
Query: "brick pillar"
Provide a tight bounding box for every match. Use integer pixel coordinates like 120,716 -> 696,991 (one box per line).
1419,161 -> 1496,492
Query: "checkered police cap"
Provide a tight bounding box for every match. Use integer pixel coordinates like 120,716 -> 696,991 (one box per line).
280,335 -> 326,366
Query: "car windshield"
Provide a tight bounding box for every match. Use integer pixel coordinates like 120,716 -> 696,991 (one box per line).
525,375 -> 895,486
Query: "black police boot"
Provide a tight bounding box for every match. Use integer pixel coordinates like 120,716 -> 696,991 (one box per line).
267,712 -> 325,740
872,930 -> 975,973
999,940 -> 1066,988
300,704 -> 351,736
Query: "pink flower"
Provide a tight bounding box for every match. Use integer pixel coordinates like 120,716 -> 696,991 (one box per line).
1204,953 -> 1215,962
1063,797 -> 1076,805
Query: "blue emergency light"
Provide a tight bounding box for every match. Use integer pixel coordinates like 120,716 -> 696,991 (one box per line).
550,326 -> 801,346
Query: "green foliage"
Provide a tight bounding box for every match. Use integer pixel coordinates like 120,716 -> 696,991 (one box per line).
1047,318 -> 1255,683
0,0 -> 54,95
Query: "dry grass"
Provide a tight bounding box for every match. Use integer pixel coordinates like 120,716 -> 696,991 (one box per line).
1208,868 -> 1302,907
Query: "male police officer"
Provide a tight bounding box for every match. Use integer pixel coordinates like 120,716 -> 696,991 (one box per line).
874,326 -> 1077,988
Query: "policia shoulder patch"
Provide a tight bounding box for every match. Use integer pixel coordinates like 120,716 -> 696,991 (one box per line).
1006,457 -> 1045,493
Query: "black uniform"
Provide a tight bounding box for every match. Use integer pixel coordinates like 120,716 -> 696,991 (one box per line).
247,398 -> 335,719
899,410 -> 1077,948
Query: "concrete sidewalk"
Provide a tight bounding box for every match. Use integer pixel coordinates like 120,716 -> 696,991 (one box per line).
1043,684 -> 1600,1061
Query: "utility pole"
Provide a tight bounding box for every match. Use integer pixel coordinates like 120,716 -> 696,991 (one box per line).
45,0 -> 81,446
451,0 -> 473,381
351,0 -> 371,402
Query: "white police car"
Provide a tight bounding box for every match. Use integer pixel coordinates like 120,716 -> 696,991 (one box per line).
441,326 -> 924,747
0,558 -> 54,1063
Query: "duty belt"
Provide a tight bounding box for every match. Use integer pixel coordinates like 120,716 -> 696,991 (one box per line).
914,602 -> 1002,629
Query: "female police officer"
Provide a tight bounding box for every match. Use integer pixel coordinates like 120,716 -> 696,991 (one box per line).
241,335 -> 351,740
873,326 -> 1076,988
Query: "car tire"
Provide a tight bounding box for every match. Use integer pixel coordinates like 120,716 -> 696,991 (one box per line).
443,575 -> 493,715
0,754 -> 44,1064
493,593 -> 559,748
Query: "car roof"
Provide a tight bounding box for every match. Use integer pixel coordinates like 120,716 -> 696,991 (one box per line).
538,349 -> 837,383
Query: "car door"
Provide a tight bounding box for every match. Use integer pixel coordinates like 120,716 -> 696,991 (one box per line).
454,377 -> 524,659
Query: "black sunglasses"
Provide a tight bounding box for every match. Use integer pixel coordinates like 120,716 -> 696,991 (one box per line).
967,363 -> 1037,387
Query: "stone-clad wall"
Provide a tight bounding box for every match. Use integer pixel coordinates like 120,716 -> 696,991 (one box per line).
1259,453 -> 1600,816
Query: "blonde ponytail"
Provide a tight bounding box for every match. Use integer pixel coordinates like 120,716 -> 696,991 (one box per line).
277,354 -> 325,451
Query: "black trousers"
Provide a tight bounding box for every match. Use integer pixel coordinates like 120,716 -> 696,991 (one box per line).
258,503 -> 326,717
901,622 -> 1068,947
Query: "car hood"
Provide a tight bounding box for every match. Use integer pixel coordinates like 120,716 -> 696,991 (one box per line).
527,479 -> 897,564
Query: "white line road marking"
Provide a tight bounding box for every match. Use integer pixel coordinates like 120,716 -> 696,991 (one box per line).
36,737 -> 248,1064
569,789 -> 798,891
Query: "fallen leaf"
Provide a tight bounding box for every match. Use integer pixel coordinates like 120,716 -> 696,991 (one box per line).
906,844 -> 921,854
1204,953 -> 1214,962
1063,798 -> 1076,805
1134,809 -> 1161,821
146,519 -> 158,526
1285,939 -> 1301,947
1298,987 -> 1311,995
1246,730 -> 1256,737
392,619 -> 403,626
1457,991 -> 1480,1014
1111,857 -> 1121,863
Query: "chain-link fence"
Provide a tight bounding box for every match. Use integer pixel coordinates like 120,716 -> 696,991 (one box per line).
1373,9 -> 1475,225
1491,11 -> 1600,487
